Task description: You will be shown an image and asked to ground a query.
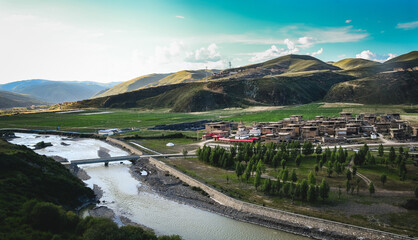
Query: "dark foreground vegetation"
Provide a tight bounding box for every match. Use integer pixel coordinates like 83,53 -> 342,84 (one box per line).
0,139 -> 180,240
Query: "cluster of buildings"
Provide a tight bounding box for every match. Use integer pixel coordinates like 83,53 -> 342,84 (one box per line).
203,112 -> 417,144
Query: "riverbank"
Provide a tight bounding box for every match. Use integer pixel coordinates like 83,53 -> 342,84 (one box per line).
130,158 -> 356,240
106,137 -> 413,240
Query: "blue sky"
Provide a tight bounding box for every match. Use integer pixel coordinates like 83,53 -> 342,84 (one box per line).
0,0 -> 417,83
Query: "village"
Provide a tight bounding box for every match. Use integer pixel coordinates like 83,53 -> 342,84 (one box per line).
203,112 -> 418,145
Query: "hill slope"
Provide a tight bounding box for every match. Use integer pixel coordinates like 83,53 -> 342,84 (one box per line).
93,73 -> 171,98
70,71 -> 354,112
324,71 -> 418,104
94,69 -> 218,98
211,54 -> 341,80
332,58 -> 381,70
0,90 -> 47,108
0,80 -> 119,104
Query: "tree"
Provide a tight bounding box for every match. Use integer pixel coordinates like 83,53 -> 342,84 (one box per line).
315,144 -> 322,155
319,179 -> 330,200
326,162 -> 333,177
295,155 -> 302,167
346,180 -> 350,193
263,178 -> 272,193
308,171 -> 316,185
380,174 -> 387,186
235,162 -> 244,181
352,166 -> 357,177
281,167 -> 289,182
254,170 -> 261,190
291,169 -> 298,182
300,179 -> 309,201
282,183 -> 290,197
314,165 -> 319,175
369,182 -> 375,195
378,144 -> 384,157
302,141 -> 314,155
389,146 -> 396,164
280,158 -> 287,169
346,169 -> 352,181
307,185 -> 317,202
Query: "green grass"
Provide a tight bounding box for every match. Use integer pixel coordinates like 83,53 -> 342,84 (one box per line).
1,104 -> 416,132
132,138 -> 198,154
159,155 -> 418,236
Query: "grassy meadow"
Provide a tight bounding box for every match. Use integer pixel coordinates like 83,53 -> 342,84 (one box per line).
1,103 -> 416,133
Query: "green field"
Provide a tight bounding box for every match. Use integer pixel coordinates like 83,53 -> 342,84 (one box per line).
1,103 -> 416,132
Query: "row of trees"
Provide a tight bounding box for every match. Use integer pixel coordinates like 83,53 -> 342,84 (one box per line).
257,176 -> 330,202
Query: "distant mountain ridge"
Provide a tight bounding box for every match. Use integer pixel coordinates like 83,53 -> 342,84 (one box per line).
0,90 -> 47,108
70,51 -> 418,112
0,79 -> 120,104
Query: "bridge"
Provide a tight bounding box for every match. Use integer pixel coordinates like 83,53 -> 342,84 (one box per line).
63,153 -> 184,166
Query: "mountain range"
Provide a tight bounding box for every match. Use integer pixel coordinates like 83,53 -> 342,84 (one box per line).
0,80 -> 120,106
70,51 -> 417,112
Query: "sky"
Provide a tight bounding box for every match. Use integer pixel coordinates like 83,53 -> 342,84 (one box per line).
0,0 -> 417,84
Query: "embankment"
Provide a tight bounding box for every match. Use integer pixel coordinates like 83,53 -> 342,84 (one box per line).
106,137 -> 412,240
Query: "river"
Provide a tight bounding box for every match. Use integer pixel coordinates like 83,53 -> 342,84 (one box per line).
9,133 -> 307,240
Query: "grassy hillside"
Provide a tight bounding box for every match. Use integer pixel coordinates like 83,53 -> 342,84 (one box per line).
210,54 -> 341,81
332,58 -> 381,70
383,51 -> 418,70
324,71 -> 418,104
145,69 -> 217,87
94,70 -> 218,99
0,139 -> 180,240
261,54 -> 341,71
70,71 -> 354,112
0,90 -> 47,108
93,73 -> 171,98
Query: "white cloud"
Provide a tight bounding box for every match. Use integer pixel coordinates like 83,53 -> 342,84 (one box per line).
176,16 -> 185,19
150,41 -> 185,64
283,39 -> 295,50
386,53 -> 397,61
185,43 -> 221,63
310,48 -> 323,57
297,36 -> 315,48
249,44 -> 299,62
396,21 -> 418,30
345,19 -> 352,23
355,50 -> 397,62
338,54 -> 347,58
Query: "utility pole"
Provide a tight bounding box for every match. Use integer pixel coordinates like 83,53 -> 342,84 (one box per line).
205,66 -> 208,82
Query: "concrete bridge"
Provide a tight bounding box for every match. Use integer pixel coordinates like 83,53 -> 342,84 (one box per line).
63,153 -> 184,166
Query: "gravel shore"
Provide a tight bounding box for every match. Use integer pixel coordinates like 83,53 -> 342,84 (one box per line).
130,158 -> 367,240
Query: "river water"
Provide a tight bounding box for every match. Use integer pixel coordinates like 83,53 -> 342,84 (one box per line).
9,133 -> 307,240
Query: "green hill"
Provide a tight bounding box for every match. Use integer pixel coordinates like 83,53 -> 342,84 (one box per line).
70,71 -> 354,112
0,139 -> 180,240
324,71 -> 418,104
211,54 -> 340,80
383,51 -> 418,70
332,58 -> 381,70
145,69 -> 217,87
94,70 -> 218,98
93,73 -> 171,98
0,90 -> 47,108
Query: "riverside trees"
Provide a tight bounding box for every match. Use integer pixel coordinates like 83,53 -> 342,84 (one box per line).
197,141 -> 332,203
